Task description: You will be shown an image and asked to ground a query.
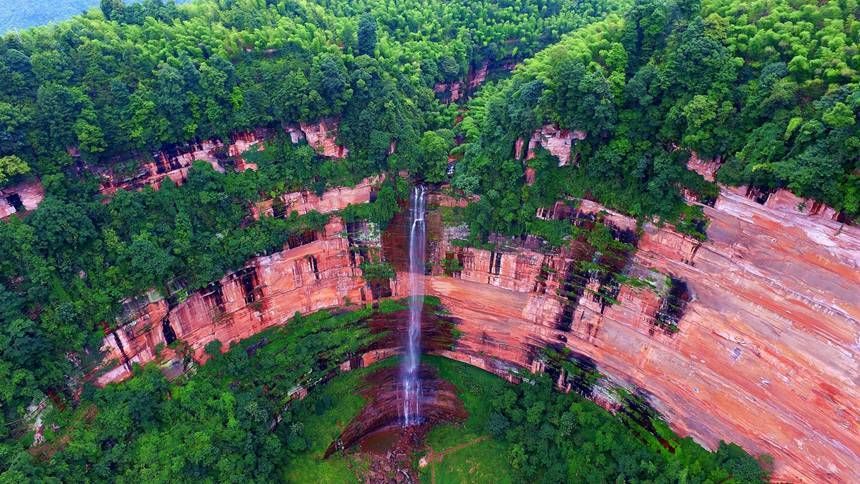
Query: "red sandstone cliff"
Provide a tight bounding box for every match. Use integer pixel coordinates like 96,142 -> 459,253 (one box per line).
91,170 -> 859,480
252,175 -> 382,220
297,118 -> 348,158
96,179 -> 381,384
417,188 -> 859,482
516,124 -> 587,166
95,120 -> 348,197
433,60 -> 516,104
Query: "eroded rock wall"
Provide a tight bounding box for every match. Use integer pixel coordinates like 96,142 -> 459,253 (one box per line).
298,118 -> 348,158
95,120 -> 348,196
516,124 -> 587,166
97,215 -> 374,385
433,60 -> 512,104
418,188 -> 859,482
96,139 -> 229,196
92,173 -> 858,480
252,175 -> 381,219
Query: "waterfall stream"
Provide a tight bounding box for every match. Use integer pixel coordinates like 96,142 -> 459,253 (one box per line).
402,186 -> 426,426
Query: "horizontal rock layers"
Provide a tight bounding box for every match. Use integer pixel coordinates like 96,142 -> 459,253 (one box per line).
94,177 -> 858,481
96,179 -> 379,385
417,188 -> 859,482
94,119 -> 348,196
515,124 -> 587,166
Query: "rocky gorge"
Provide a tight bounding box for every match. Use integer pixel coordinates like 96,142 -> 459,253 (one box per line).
94,163 -> 859,481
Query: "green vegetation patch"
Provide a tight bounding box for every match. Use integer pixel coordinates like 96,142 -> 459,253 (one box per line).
421,355 -> 770,483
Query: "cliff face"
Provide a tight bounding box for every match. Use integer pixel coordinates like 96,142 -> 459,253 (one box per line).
96,181 -> 379,385
418,188 -> 859,482
515,124 -> 587,166
96,139 -> 228,196
92,172 -> 858,480
433,60 -> 517,103
94,120 -> 348,196
252,175 -> 381,220
297,118 -> 348,158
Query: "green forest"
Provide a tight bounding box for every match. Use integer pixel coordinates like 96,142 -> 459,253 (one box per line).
0,0 -> 855,480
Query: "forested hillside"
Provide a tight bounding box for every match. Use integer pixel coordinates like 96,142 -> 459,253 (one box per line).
454,0 -> 859,242
1,1 -> 98,33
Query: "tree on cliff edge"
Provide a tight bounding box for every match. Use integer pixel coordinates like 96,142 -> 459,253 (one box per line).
360,259 -> 394,309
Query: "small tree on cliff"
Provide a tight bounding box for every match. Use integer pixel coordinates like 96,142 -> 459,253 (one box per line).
360,259 -> 394,308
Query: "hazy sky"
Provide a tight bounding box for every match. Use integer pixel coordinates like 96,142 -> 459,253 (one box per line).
0,0 -> 189,33
1,0 -> 100,32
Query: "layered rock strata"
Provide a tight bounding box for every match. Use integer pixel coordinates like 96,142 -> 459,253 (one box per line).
94,119 -> 347,196
96,179 -> 380,385
252,175 -> 381,220
416,188 -> 859,482
92,171 -> 858,480
297,118 -> 348,158
515,124 -> 587,166
433,60 -> 517,103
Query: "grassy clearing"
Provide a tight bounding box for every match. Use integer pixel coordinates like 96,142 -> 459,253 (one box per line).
282,359 -> 396,483
420,356 -> 515,483
282,355 -> 517,483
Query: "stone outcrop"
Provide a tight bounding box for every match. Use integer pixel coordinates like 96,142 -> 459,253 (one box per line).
686,151 -> 722,182
229,129 -> 268,171
433,60 -> 508,104
416,188 -> 859,482
298,118 -> 348,158
95,119 -> 348,197
95,139 -> 228,196
252,175 -> 381,220
762,187 -> 846,222
91,170 -> 858,481
0,178 -> 44,219
516,124 -> 587,166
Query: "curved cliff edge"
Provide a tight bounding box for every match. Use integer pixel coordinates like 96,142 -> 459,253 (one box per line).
97,183 -> 859,482
417,187 -> 859,482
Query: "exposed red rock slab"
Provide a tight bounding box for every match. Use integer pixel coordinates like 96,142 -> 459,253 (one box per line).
426,192 -> 476,208
229,130 -> 268,171
95,119 -> 349,196
519,124 -> 587,166
97,217 -> 371,385
420,187 -> 859,482
433,61 -> 495,104
0,178 -> 44,219
299,118 -> 349,158
686,151 -> 722,182
96,139 -> 227,196
92,177 -> 859,481
763,188 -> 844,222
253,175 -> 380,220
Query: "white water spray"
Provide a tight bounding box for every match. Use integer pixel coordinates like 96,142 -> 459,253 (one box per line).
402,185 -> 426,426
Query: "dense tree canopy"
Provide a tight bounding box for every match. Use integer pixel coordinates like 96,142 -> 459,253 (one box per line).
454,0 -> 859,242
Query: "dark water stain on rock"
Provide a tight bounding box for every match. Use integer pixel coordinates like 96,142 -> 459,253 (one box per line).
325,364 -> 466,482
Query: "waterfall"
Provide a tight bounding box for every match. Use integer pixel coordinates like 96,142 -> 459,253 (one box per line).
402,185 -> 426,426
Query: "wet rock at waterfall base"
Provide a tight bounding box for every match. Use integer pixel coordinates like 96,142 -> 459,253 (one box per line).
324,365 -> 466,483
